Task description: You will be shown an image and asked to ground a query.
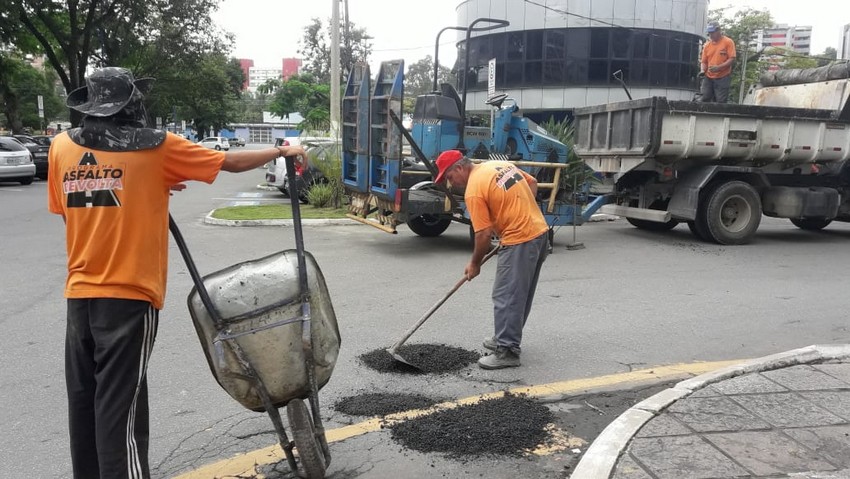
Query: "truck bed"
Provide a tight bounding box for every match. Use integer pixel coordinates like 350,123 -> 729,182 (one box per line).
573,97 -> 850,173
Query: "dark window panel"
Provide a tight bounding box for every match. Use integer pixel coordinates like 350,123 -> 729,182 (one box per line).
679,63 -> 694,88
505,62 -> 524,87
668,34 -> 682,61
507,31 -> 525,61
525,61 -> 543,85
651,32 -> 667,60
543,60 -> 565,85
630,59 -> 650,85
590,29 -> 610,58
633,32 -> 650,59
567,28 -> 590,58
526,30 -> 544,60
490,33 -> 507,63
565,59 -> 589,84
666,62 -> 679,85
589,59 -> 609,83
650,60 -> 666,85
545,29 -> 566,59
612,28 -> 631,59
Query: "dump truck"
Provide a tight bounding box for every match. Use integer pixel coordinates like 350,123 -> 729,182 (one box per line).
573,64 -> 850,245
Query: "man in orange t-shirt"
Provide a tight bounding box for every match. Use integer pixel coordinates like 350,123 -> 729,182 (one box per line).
48,67 -> 306,479
700,21 -> 737,103
435,150 -> 549,370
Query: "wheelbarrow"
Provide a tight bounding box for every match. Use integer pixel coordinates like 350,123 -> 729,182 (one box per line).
169,156 -> 340,479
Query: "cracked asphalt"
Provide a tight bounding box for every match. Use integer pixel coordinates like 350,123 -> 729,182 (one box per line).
3,169 -> 850,478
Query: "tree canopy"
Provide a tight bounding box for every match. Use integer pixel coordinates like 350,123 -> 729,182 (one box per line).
298,17 -> 373,85
2,0 -> 237,128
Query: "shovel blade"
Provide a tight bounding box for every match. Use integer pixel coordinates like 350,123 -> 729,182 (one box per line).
386,348 -> 422,372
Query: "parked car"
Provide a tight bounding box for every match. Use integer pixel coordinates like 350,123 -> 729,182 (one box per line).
13,134 -> 50,179
198,136 -> 230,151
0,136 -> 36,185
228,137 -> 246,147
266,138 -> 336,202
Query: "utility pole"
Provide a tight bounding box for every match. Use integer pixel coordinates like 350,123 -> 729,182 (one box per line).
330,0 -> 341,140
739,32 -> 750,104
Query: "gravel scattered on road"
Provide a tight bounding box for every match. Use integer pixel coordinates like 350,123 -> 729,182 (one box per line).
334,392 -> 442,417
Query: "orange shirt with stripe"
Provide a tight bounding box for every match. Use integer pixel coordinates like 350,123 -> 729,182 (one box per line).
701,35 -> 736,79
47,132 -> 225,309
464,161 -> 548,246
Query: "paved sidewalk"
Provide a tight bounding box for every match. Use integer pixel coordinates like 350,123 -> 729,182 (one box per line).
573,344 -> 850,479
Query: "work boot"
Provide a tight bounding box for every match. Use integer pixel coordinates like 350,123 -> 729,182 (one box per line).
482,336 -> 498,351
478,347 -> 521,370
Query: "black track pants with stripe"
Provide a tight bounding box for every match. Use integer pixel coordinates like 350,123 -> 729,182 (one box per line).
66,298 -> 159,479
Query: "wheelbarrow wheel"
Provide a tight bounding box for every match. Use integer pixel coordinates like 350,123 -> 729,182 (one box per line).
286,398 -> 326,479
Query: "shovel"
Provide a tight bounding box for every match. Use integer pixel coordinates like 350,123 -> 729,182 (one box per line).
386,245 -> 500,370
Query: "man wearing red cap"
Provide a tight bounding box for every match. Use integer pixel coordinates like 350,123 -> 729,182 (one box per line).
434,150 -> 549,369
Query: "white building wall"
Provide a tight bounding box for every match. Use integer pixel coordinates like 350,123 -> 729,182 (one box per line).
455,0 -> 707,112
842,24 -> 850,60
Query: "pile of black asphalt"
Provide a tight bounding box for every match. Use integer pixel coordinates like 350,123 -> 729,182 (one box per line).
358,343 -> 480,374
333,392 -> 442,417
388,392 -> 554,458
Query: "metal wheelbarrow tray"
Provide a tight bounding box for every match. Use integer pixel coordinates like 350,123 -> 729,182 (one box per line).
169,156 -> 338,478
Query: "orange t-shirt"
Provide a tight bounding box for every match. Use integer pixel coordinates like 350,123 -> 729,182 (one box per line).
701,35 -> 736,79
47,132 -> 225,309
464,161 -> 548,246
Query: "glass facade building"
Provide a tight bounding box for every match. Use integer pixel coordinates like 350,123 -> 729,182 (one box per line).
453,0 -> 709,115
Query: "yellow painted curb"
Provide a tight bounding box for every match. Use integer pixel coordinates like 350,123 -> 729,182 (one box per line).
174,359 -> 742,478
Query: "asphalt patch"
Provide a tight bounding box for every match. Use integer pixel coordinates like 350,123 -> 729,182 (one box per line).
358,343 -> 480,374
334,392 -> 441,417
388,392 -> 553,458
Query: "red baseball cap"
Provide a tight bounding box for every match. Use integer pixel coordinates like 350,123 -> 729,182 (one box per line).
434,150 -> 464,183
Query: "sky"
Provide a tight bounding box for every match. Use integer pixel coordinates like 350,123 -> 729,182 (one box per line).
210,0 -> 850,71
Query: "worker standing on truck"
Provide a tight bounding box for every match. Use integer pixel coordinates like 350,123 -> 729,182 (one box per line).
700,21 -> 736,103
48,66 -> 307,479
434,150 -> 549,370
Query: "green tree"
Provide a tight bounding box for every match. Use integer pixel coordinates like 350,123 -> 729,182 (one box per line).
764,48 -> 818,70
403,55 -> 452,112
298,17 -> 373,84
267,74 -> 331,131
708,7 -> 774,103
3,0 -> 228,126
816,47 -> 837,67
0,55 -> 64,132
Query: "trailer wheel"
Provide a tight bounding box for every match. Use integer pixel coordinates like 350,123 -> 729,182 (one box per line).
286,399 -> 326,479
407,215 -> 452,237
702,181 -> 761,245
790,218 -> 832,231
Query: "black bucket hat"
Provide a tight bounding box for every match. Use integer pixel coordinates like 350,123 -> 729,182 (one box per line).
66,67 -> 154,117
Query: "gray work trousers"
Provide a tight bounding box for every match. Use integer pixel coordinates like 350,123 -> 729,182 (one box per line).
700,74 -> 732,103
492,231 -> 549,353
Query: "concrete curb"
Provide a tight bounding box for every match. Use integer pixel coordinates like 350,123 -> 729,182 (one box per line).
569,344 -> 850,479
203,210 -> 358,227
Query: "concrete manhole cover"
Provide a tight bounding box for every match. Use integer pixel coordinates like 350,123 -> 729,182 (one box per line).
358,343 -> 480,374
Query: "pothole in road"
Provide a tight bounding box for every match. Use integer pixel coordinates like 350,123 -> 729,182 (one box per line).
334,392 -> 442,417
388,392 -> 554,459
358,343 -> 480,374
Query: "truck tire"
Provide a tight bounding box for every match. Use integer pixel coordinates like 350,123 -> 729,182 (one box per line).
407,215 -> 451,237
701,181 -> 761,245
790,218 -> 832,231
687,220 -> 709,241
286,399 -> 326,479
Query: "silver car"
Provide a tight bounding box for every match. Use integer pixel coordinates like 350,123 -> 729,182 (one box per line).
0,137 -> 36,185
